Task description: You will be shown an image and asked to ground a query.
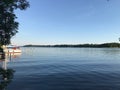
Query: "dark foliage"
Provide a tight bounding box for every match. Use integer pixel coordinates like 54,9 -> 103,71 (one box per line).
24,43 -> 120,48
0,0 -> 29,45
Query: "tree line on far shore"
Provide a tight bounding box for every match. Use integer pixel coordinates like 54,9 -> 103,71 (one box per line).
23,42 -> 120,48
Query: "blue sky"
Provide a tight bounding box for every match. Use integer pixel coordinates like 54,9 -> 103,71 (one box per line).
12,0 -> 120,45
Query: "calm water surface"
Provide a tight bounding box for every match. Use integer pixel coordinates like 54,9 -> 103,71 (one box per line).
1,47 -> 120,90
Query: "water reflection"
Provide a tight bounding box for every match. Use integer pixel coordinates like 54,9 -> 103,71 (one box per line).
7,53 -> 21,61
0,53 -> 17,90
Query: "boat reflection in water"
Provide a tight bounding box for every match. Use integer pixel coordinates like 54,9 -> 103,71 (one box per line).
0,52 -> 21,90
8,52 -> 21,60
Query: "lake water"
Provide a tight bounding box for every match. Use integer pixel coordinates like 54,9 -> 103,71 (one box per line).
1,47 -> 120,90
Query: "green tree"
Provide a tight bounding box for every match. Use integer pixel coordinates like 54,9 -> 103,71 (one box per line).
0,0 -> 29,45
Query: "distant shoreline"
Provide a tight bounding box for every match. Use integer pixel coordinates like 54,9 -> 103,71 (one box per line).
23,42 -> 120,48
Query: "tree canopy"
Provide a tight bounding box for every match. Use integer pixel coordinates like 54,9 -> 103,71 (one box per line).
24,43 -> 120,48
0,0 -> 29,45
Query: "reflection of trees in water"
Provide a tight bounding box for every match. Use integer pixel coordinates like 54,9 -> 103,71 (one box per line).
0,68 -> 15,90
0,46 -> 21,90
0,53 -> 15,90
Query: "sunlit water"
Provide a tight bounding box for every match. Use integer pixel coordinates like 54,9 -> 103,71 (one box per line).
1,47 -> 120,90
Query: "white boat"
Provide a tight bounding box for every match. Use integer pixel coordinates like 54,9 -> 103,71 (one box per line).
3,45 -> 22,53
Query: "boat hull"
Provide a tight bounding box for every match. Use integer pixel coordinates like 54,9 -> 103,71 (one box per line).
7,49 -> 22,53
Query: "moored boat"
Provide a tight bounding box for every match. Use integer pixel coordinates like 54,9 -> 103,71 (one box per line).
3,45 -> 22,53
